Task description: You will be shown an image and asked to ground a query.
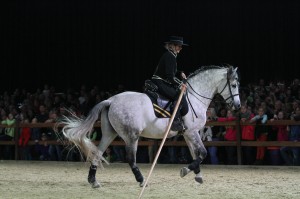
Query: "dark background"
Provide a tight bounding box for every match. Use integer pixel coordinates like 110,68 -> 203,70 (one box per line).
2,0 -> 300,93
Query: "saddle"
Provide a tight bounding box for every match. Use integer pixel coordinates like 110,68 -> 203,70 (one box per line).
144,80 -> 173,118
144,80 -> 186,132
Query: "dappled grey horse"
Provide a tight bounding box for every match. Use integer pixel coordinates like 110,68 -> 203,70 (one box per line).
61,65 -> 241,188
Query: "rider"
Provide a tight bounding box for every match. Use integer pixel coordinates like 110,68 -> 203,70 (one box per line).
151,36 -> 189,132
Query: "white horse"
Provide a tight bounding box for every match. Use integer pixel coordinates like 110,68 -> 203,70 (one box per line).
61,65 -> 241,188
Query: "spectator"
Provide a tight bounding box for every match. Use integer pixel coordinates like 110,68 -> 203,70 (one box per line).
18,118 -> 32,160
217,109 -> 237,164
290,78 -> 300,97
267,111 -> 288,165
280,107 -> 300,165
199,126 -> 214,164
214,107 -> 227,164
284,88 -> 294,104
260,101 -> 274,119
30,118 -> 40,141
0,113 -> 15,140
35,133 -> 50,161
0,113 -> 16,159
31,104 -> 49,141
273,100 -> 283,116
240,104 -> 256,165
103,147 -> 114,163
200,107 -> 219,164
89,127 -> 98,141
250,107 -> 268,165
46,110 -> 63,161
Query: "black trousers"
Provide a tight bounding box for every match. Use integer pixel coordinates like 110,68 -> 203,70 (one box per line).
151,79 -> 189,116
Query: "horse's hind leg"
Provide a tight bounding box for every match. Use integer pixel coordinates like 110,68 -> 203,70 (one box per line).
124,137 -> 144,187
88,107 -> 118,188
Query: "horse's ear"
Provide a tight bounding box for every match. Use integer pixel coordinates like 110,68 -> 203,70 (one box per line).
234,67 -> 239,78
227,66 -> 233,79
227,66 -> 238,80
234,67 -> 238,72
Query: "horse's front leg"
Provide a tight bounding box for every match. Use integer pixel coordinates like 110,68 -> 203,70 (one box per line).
125,139 -> 144,187
180,131 -> 207,183
180,156 -> 204,183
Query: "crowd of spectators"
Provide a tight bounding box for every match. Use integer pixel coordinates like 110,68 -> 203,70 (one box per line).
199,78 -> 300,166
0,78 -> 300,165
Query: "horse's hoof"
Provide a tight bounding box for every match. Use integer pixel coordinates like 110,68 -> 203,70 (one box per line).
180,167 -> 191,178
88,176 -> 101,188
139,181 -> 144,187
139,180 -> 147,187
195,176 -> 203,184
91,181 -> 101,188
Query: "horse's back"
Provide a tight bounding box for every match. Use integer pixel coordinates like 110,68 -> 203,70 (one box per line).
111,91 -> 151,106
107,91 -> 154,131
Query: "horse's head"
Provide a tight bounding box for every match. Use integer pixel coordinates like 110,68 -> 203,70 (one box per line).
217,66 -> 241,111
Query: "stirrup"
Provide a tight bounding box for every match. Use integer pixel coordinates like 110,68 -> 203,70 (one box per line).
171,118 -> 185,132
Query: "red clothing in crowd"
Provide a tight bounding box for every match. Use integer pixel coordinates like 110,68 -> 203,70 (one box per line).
18,127 -> 31,146
267,125 -> 289,150
273,125 -> 289,141
241,114 -> 255,140
217,117 -> 237,141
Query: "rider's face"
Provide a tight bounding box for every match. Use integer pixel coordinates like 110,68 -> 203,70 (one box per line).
174,45 -> 182,53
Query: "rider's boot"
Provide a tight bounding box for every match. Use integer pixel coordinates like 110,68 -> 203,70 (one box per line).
171,116 -> 186,132
170,102 -> 187,132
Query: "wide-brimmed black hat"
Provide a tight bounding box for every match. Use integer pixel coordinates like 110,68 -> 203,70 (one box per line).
164,36 -> 188,46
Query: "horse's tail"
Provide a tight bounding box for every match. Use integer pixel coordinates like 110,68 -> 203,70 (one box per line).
61,99 -> 111,166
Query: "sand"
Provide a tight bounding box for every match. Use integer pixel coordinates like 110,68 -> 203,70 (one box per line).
0,161 -> 299,199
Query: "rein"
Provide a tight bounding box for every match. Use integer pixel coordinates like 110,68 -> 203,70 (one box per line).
185,70 -> 238,118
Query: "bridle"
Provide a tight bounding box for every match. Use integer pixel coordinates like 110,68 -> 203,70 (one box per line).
186,70 -> 239,118
217,73 -> 240,110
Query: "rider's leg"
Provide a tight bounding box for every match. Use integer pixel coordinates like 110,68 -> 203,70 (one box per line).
152,79 -> 185,131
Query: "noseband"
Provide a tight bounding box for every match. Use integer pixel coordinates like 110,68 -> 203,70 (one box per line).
218,75 -> 239,110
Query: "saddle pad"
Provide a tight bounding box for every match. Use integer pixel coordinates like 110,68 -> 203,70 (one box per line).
144,89 -> 172,118
153,103 -> 171,118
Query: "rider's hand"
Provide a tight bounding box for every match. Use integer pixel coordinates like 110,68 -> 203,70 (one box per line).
181,72 -> 187,79
180,83 -> 187,90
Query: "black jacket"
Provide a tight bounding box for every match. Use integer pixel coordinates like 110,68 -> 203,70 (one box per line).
153,50 -> 181,87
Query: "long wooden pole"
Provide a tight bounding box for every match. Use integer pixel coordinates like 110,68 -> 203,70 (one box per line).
137,85 -> 186,199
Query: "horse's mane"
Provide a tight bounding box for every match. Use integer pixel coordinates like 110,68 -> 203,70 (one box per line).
188,65 -> 229,79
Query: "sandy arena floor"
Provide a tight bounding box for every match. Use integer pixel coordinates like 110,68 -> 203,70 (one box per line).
0,161 -> 299,199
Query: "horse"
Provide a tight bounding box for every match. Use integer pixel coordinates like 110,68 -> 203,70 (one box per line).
60,65 -> 241,188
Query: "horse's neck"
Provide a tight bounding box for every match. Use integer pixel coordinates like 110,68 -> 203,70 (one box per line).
187,70 -> 222,110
